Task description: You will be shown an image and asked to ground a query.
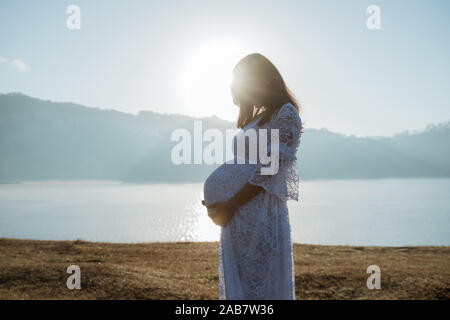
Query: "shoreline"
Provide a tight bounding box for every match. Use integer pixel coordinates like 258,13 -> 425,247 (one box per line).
2,177 -> 450,185
2,236 -> 450,248
0,238 -> 449,299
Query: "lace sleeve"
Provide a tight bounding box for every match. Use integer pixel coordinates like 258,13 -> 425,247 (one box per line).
248,103 -> 302,201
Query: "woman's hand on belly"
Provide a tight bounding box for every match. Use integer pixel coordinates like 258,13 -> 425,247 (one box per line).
202,200 -> 237,228
202,182 -> 263,227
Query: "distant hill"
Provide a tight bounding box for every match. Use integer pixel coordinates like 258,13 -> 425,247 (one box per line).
0,93 -> 449,182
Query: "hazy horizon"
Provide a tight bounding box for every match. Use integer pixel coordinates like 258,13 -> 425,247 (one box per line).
2,91 -> 449,139
1,92 -> 449,183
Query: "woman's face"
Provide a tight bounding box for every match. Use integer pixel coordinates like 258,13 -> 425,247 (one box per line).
231,71 -> 264,109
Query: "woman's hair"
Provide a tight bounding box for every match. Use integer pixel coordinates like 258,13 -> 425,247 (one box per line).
231,53 -> 300,128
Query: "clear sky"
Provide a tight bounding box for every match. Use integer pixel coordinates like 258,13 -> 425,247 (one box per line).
1,0 -> 449,136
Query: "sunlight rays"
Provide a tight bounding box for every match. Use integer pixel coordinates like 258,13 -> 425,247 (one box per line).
180,38 -> 249,120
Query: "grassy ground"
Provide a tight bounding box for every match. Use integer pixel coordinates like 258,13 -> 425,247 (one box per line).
0,238 -> 449,299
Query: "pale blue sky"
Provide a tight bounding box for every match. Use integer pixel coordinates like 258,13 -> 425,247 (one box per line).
1,0 -> 449,136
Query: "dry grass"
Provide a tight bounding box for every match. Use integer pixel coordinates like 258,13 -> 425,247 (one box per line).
0,238 -> 449,299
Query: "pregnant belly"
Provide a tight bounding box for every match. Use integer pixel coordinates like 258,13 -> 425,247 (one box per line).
203,160 -> 258,207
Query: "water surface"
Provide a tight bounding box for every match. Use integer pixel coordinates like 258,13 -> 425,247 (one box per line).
0,179 -> 449,246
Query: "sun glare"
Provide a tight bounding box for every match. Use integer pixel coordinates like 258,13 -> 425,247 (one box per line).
181,38 -> 248,120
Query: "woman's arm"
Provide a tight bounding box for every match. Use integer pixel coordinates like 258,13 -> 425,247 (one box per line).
202,183 -> 263,227
228,183 -> 263,211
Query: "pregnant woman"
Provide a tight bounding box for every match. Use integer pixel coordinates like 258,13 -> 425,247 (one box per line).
202,53 -> 302,300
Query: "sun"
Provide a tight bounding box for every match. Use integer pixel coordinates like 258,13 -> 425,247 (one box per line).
181,38 -> 249,120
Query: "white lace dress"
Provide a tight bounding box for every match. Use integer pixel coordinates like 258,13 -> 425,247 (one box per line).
203,103 -> 302,300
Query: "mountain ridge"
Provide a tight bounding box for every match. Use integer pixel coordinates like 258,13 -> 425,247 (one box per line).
1,93 -> 449,182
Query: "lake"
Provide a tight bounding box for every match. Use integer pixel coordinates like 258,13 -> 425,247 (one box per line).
0,179 -> 449,246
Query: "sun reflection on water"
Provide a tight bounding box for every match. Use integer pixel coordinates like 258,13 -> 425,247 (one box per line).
184,191 -> 220,242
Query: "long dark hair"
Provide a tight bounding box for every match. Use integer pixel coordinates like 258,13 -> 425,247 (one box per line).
231,53 -> 300,128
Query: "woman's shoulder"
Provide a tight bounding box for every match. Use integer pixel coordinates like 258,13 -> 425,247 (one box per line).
274,102 -> 302,127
